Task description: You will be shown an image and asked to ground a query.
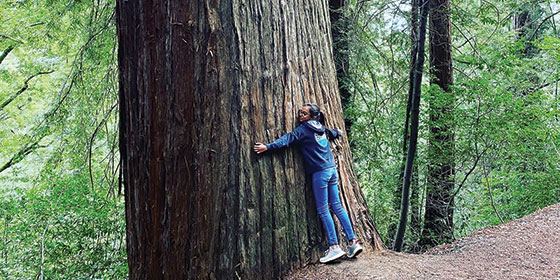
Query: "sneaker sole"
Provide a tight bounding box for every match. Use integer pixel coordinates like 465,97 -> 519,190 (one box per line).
347,247 -> 363,258
320,251 -> 345,264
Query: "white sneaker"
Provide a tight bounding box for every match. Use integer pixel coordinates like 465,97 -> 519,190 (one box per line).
320,247 -> 345,263
346,240 -> 363,258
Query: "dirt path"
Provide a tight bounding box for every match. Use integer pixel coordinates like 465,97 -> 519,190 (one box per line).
286,203 -> 560,279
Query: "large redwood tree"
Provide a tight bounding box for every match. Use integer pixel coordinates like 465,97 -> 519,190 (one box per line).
117,0 -> 384,279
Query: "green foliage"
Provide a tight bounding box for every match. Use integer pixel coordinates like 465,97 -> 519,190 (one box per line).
344,0 -> 560,250
1,173 -> 126,279
0,0 -> 125,278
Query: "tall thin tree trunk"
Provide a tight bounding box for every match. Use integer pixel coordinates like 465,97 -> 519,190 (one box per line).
407,0 -> 422,243
391,0 -> 420,249
420,0 -> 455,248
329,0 -> 353,136
117,1 -> 384,279
394,0 -> 430,252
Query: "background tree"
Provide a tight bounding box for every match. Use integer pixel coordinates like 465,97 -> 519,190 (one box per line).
117,0 -> 384,278
390,0 -> 422,250
394,0 -> 430,252
420,0 -> 455,248
329,0 -> 355,136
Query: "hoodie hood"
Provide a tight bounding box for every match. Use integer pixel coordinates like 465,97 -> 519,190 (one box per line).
302,120 -> 325,134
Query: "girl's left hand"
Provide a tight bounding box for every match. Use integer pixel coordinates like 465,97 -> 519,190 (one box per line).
253,142 -> 268,154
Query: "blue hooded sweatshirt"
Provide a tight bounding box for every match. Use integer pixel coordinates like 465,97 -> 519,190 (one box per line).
266,120 -> 342,174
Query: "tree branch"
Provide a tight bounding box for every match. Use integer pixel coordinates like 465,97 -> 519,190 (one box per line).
451,21 -> 486,65
528,9 -> 560,41
480,0 -> 500,44
448,143 -> 488,205
528,76 -> 560,94
0,34 -> 24,44
27,22 -> 46,28
0,70 -> 54,111
0,140 -> 41,174
482,157 -> 504,223
88,102 -> 118,191
0,46 -> 14,65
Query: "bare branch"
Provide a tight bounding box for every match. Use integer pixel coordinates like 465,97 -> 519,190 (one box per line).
480,0 -> 500,44
0,34 -> 24,44
451,21 -> 486,65
0,70 -> 54,111
27,22 -> 46,28
482,157 -> 504,223
528,76 -> 560,94
0,140 -> 40,174
88,102 -> 118,191
528,9 -> 560,41
0,46 -> 14,65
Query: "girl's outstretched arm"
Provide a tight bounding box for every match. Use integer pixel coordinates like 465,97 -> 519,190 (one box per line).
253,126 -> 305,154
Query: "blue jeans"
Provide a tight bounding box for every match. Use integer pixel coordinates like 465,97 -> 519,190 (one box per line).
312,167 -> 356,246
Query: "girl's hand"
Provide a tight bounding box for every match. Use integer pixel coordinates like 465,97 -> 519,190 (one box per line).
253,142 -> 268,154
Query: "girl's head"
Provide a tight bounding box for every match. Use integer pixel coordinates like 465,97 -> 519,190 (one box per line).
298,103 -> 325,125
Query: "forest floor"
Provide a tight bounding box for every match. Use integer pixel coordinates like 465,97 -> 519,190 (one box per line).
285,203 -> 560,280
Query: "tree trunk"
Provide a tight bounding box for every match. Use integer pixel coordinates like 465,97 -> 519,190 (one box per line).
116,1 -> 384,279
515,8 -> 534,57
407,3 -> 421,242
420,0 -> 455,248
514,5 -> 541,95
391,0 -> 420,249
515,10 -> 530,39
393,0 -> 429,252
409,165 -> 421,250
329,0 -> 353,136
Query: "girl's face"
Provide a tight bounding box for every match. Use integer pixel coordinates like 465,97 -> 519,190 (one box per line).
298,106 -> 312,122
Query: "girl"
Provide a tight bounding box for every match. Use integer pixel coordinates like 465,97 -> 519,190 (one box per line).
253,103 -> 363,263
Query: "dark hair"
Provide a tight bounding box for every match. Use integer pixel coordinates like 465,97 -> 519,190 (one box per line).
303,103 -> 325,125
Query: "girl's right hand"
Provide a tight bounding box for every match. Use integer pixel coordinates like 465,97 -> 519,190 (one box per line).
253,142 -> 268,154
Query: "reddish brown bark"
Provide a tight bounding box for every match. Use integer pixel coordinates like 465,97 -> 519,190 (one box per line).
421,0 -> 455,248
329,0 -> 353,135
117,0 -> 384,279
